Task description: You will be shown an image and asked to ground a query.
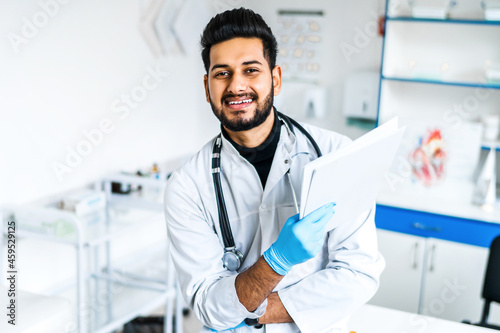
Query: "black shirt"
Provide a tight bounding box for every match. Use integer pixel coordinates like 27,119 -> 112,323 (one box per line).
222,112 -> 281,188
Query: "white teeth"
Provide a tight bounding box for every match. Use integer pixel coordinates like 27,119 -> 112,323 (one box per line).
228,99 -> 252,105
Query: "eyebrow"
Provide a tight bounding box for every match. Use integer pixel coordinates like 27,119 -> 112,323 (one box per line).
210,60 -> 263,72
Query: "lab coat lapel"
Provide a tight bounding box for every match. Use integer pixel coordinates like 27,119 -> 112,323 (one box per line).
219,134 -> 263,218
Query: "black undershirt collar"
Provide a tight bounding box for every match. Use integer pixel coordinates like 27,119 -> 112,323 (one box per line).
221,110 -> 281,188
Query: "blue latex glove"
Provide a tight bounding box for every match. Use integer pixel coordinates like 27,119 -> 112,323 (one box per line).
263,202 -> 336,275
208,320 -> 248,332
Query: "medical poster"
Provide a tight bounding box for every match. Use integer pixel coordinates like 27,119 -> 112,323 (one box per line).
276,9 -> 324,83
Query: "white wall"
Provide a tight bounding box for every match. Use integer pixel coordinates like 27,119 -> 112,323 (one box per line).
0,0 -> 218,205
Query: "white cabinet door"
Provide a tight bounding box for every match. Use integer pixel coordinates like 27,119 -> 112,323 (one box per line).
369,229 -> 426,313
421,238 -> 488,323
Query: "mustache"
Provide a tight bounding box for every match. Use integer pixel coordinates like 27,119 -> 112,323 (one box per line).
221,92 -> 258,103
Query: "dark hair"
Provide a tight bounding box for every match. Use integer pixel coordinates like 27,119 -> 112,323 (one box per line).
200,8 -> 278,73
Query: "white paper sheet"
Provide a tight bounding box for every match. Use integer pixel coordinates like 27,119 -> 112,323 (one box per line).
299,117 -> 405,231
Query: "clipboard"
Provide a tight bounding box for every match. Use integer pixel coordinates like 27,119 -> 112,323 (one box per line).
299,117 -> 405,231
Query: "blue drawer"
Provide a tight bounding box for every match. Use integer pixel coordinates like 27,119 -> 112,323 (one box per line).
375,204 -> 500,248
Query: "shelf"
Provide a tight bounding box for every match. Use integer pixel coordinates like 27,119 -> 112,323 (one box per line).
40,232 -> 175,333
381,75 -> 500,90
88,242 -> 175,333
0,287 -> 72,333
2,201 -> 165,247
481,140 -> 500,150
386,16 -> 500,26
0,177 -> 176,333
102,173 -> 168,190
108,193 -> 164,212
58,276 -> 175,333
107,240 -> 172,286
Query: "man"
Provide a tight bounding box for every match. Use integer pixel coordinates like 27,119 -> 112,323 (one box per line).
164,8 -> 384,333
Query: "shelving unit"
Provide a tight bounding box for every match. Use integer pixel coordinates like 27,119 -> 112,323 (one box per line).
381,75 -> 500,90
376,0 -> 500,181
386,16 -> 500,25
371,0 -> 500,324
0,174 -> 182,333
377,16 -> 500,128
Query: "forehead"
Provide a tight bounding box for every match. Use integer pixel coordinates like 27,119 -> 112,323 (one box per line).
209,37 -> 268,69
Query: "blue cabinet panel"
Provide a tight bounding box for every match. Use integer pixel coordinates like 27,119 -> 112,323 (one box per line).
375,204 -> 500,248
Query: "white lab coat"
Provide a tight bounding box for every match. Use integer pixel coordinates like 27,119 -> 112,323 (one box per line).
164,116 -> 385,333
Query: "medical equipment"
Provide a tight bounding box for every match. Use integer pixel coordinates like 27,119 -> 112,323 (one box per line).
58,190 -> 107,216
211,112 -> 322,271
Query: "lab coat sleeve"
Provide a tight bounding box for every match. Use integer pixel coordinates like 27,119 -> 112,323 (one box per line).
164,171 -> 267,331
278,206 -> 385,333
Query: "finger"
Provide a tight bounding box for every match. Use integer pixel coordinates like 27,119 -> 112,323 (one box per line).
308,210 -> 335,234
285,213 -> 300,226
316,208 -> 335,226
309,205 -> 336,227
302,202 -> 336,224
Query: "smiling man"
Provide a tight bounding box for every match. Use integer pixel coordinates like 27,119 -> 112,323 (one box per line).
164,8 -> 384,333
204,36 -> 277,147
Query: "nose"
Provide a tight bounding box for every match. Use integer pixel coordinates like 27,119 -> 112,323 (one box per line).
227,71 -> 247,94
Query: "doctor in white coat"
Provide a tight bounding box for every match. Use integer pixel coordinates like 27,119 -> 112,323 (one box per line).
164,8 -> 384,333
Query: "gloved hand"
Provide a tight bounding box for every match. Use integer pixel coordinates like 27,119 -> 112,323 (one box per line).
263,202 -> 335,275
208,320 -> 247,332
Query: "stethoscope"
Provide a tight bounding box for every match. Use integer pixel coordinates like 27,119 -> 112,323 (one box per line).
211,111 -> 323,271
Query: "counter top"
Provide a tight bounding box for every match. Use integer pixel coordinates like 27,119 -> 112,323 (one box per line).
376,180 -> 500,224
347,304 -> 497,333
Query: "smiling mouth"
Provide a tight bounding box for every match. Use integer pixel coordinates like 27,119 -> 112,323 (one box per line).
227,98 -> 253,105
224,97 -> 254,110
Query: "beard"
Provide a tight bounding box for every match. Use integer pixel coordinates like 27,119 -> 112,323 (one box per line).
209,85 -> 274,132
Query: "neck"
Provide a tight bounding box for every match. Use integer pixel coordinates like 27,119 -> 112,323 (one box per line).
224,109 -> 275,148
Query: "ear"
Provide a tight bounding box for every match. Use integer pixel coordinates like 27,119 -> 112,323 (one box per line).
204,74 -> 210,103
272,65 -> 282,96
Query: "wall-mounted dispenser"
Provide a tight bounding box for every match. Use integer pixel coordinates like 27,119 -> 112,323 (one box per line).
342,71 -> 379,121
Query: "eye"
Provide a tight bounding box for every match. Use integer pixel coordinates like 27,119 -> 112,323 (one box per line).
214,71 -> 230,78
245,68 -> 259,74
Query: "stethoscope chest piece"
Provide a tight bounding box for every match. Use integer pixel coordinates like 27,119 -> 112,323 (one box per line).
222,247 -> 243,271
